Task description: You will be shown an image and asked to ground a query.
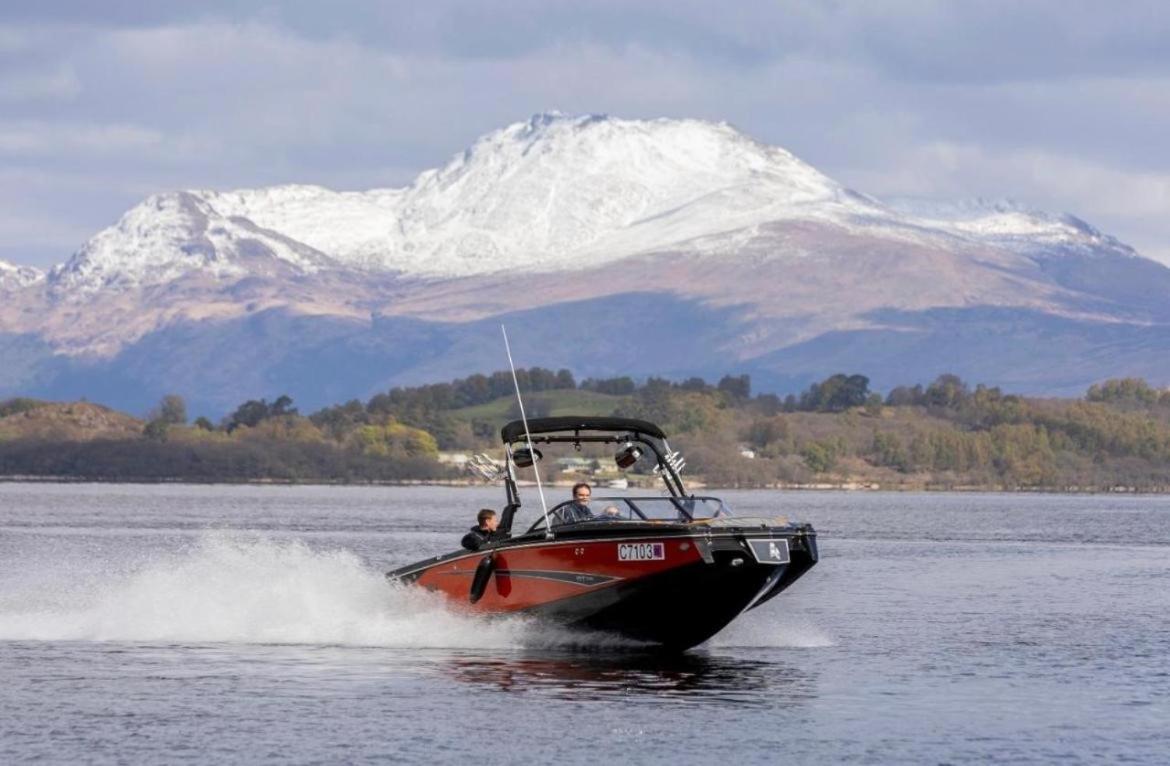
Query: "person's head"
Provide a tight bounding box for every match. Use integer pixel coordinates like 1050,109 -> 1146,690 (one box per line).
477,508 -> 498,531
602,505 -> 621,517
572,482 -> 592,505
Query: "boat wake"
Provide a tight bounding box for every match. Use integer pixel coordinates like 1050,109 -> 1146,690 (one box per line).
0,534 -> 539,647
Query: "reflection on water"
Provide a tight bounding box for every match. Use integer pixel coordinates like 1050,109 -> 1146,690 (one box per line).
441,650 -> 817,707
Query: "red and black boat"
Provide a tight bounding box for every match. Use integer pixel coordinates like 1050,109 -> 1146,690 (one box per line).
388,416 -> 818,651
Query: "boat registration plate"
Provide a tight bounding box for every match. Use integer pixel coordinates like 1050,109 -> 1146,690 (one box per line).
618,542 -> 665,562
747,538 -> 790,565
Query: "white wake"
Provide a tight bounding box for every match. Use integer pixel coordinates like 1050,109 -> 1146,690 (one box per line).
0,534 -> 527,647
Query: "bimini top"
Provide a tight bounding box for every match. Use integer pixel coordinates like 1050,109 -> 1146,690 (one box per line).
500,416 -> 667,443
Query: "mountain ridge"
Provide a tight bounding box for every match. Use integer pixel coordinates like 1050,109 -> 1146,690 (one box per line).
0,260 -> 44,291
2,112 -> 1169,412
37,112 -> 1150,292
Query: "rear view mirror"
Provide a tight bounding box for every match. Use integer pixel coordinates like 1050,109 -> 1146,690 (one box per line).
614,443 -> 643,469
513,447 -> 543,468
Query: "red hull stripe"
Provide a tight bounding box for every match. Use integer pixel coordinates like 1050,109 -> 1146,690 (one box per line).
494,569 -> 619,587
438,569 -> 618,586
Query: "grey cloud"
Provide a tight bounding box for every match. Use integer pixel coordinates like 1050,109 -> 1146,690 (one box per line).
0,64 -> 80,102
12,1 -> 1170,77
837,1 -> 1170,84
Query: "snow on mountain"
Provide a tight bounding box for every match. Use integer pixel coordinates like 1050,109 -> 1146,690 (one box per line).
49,190 -> 335,293
382,112 -> 870,274
46,112 -> 1145,294
54,113 -> 884,289
203,112 -> 873,276
202,184 -> 406,272
0,259 -> 43,290
885,197 -> 1136,259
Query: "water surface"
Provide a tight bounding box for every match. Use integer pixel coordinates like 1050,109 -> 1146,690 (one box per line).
1,484 -> 1167,763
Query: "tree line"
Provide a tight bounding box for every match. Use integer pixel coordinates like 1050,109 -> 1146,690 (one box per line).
2,371 -> 1170,489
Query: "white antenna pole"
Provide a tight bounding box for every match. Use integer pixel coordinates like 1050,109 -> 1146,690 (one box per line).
501,325 -> 553,538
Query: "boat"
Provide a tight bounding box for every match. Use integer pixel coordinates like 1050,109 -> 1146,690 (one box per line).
387,416 -> 818,650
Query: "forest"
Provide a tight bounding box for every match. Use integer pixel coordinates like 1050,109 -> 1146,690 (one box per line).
2,371 -> 1170,490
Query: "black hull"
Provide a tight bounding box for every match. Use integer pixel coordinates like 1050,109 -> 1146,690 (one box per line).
531,542 -> 817,650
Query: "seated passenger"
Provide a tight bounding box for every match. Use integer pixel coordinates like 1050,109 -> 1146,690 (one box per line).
559,482 -> 594,524
461,508 -> 501,551
600,505 -> 622,519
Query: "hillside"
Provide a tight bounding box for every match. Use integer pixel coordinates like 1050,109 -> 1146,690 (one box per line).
2,113 -> 1169,413
4,371 -> 1170,491
0,399 -> 143,442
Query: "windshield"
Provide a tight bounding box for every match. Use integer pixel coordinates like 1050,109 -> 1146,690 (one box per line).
525,496 -> 731,532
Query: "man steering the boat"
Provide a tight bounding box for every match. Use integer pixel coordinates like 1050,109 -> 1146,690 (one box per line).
559,482 -> 595,524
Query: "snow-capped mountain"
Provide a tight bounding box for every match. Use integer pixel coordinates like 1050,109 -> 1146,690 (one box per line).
0,259 -> 43,291
4,112 -> 1170,413
45,113 -> 1136,292
50,112 -> 1142,296
42,113 -> 889,289
48,191 -> 336,294
886,197 -> 1138,259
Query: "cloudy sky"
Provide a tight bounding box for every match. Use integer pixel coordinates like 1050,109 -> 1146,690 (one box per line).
2,0 -> 1168,267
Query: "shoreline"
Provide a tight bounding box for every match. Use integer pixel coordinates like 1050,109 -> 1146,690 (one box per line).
2,474 -> 1167,495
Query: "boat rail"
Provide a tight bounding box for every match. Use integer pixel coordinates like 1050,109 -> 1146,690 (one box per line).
526,495 -> 731,532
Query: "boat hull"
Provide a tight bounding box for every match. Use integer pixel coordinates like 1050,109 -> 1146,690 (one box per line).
390,524 -> 817,650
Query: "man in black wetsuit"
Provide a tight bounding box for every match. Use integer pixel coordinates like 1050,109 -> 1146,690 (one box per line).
461,508 -> 501,551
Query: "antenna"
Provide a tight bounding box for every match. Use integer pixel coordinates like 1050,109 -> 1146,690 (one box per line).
501,325 -> 553,537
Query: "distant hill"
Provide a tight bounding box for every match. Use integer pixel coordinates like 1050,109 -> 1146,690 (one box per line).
4,372 -> 1170,491
0,399 -> 143,442
3,113 -> 1170,414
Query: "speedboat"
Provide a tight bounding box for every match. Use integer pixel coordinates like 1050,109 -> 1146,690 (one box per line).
388,416 -> 818,650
